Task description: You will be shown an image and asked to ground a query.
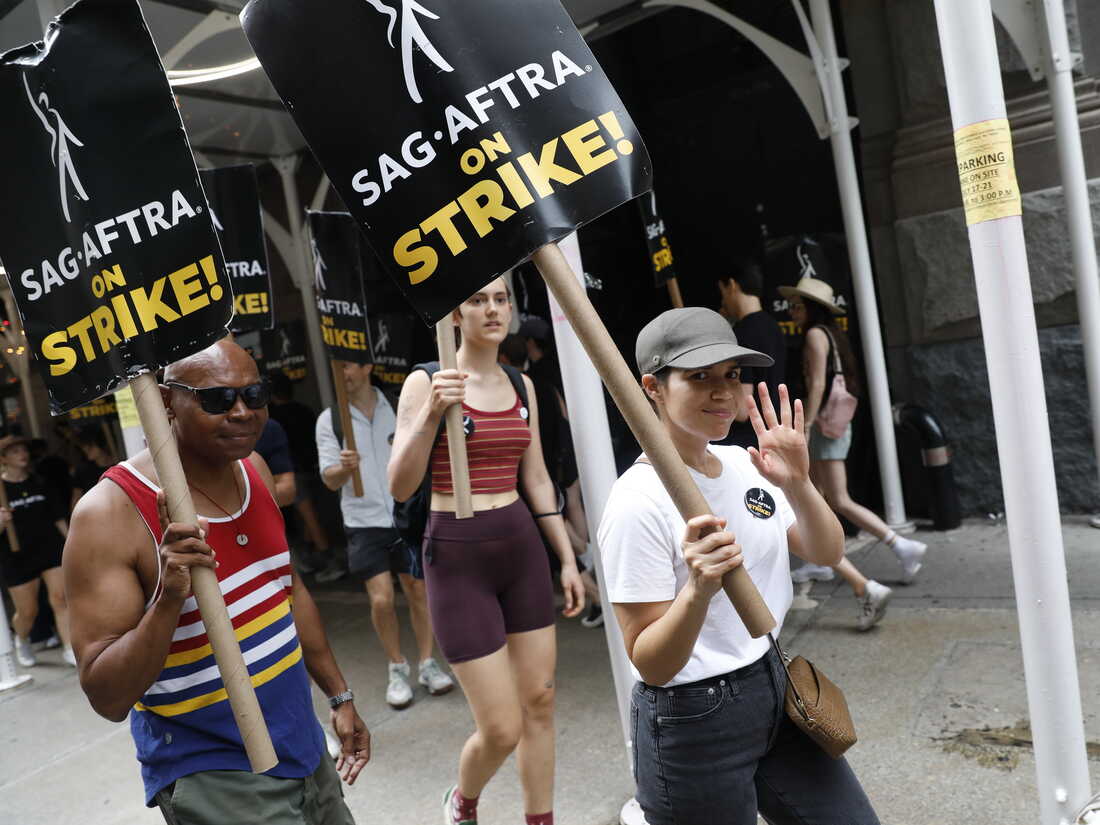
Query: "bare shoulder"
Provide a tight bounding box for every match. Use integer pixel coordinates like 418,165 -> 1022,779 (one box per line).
248,451 -> 277,499
804,326 -> 829,352
396,369 -> 431,419
66,476 -> 146,565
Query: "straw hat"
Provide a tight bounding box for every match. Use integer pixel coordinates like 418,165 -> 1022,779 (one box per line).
778,276 -> 845,315
0,435 -> 28,456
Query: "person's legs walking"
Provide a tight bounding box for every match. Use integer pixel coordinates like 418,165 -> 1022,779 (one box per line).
8,579 -> 40,666
40,566 -> 75,664
505,626 -> 557,819
364,571 -> 413,709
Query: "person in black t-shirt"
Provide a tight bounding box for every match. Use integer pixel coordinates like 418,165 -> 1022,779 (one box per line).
254,417 -> 296,507
717,259 -> 788,449
0,435 -> 74,668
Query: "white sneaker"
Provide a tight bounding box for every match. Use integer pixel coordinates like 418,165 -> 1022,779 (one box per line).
856,580 -> 891,631
418,658 -> 455,696
892,536 -> 927,584
791,563 -> 835,584
15,636 -> 36,667
387,661 -> 413,709
62,647 -> 77,667
580,603 -> 604,629
1089,515 -> 1100,529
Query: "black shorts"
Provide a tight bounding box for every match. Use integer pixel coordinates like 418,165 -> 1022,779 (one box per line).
0,541 -> 63,588
346,527 -> 412,580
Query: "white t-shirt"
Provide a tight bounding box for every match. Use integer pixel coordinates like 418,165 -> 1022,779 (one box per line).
597,445 -> 796,687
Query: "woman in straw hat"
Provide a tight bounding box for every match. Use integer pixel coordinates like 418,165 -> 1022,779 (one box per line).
779,276 -> 928,630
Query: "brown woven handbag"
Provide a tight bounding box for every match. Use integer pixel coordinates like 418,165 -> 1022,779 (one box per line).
770,634 -> 857,759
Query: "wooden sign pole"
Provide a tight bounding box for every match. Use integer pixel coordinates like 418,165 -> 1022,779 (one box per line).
329,360 -> 365,497
666,276 -> 685,309
131,373 -> 278,772
533,243 -> 775,637
0,472 -> 19,554
434,318 -> 474,519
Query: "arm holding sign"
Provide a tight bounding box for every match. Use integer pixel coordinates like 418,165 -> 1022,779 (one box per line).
388,368 -> 465,501
517,373 -> 584,618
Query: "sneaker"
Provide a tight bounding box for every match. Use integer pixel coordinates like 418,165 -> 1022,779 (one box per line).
315,560 -> 347,584
891,536 -> 927,584
1089,515 -> 1100,529
15,636 -> 36,668
791,563 -> 835,584
418,658 -> 455,696
580,603 -> 604,628
32,633 -> 61,652
856,580 -> 892,631
62,647 -> 77,667
442,784 -> 476,825
387,661 -> 413,709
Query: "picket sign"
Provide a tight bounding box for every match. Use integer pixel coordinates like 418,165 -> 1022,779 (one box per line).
434,317 -> 474,519
666,278 -> 685,309
0,0 -> 276,771
533,244 -> 774,635
329,360 -> 365,497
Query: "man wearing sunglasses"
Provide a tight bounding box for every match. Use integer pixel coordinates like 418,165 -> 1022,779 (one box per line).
62,339 -> 366,825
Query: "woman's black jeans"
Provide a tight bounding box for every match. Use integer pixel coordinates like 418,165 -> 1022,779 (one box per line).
631,647 -> 880,825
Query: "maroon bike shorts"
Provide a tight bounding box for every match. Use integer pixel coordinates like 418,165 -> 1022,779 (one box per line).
423,498 -> 556,664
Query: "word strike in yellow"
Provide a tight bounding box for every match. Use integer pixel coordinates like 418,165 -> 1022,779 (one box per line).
394,111 -> 634,284
42,255 -> 224,376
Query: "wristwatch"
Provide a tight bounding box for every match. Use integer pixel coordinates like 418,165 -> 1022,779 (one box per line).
328,689 -> 354,709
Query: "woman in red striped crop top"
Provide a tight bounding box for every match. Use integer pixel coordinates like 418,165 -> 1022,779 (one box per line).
389,277 -> 585,825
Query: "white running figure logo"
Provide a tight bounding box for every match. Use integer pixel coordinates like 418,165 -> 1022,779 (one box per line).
796,243 -> 818,280
24,74 -> 89,223
374,318 -> 391,353
312,238 -> 328,293
210,208 -> 225,232
363,0 -> 454,104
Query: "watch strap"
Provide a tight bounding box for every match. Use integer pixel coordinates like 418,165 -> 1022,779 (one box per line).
328,689 -> 354,708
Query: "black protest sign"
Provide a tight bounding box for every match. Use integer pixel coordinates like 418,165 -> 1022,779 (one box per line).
261,320 -> 307,382
359,243 -> 418,388
241,0 -> 652,325
0,0 -> 232,414
308,211 -> 373,365
765,234 -> 851,340
0,0 -> 229,413
638,191 -> 676,287
199,164 -> 273,332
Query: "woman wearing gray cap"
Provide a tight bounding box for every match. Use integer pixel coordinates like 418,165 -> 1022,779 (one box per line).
781,276 -> 927,628
597,307 -> 879,825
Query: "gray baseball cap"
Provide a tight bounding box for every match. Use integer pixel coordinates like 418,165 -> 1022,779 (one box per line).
636,307 -> 775,375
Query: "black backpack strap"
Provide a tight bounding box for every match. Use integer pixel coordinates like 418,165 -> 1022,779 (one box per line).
500,364 -> 530,425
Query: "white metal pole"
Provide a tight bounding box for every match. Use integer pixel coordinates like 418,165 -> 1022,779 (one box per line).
1039,0 -> 1100,497
546,234 -> 644,825
932,3 -> 1091,822
807,0 -> 907,527
0,598 -> 33,693
548,234 -> 635,746
273,157 -> 336,411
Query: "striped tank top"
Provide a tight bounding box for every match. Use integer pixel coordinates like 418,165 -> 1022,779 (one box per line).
431,392 -> 531,494
104,458 -> 323,804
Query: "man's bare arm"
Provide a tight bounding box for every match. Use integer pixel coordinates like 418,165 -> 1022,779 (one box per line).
63,483 -> 213,722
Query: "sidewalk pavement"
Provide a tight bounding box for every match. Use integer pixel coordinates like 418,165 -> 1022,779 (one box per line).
2,518 -> 1098,825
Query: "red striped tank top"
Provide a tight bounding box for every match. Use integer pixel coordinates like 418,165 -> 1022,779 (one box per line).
431,393 -> 531,494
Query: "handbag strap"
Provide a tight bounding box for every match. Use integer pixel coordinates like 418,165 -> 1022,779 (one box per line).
818,326 -> 844,375
769,632 -> 811,720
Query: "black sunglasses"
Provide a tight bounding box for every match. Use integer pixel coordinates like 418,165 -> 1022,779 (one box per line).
166,381 -> 270,414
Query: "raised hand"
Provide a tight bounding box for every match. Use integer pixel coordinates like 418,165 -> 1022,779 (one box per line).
746,383 -> 810,490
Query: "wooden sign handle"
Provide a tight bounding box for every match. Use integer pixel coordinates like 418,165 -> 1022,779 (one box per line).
0,475 -> 19,554
329,361 -> 365,497
131,373 -> 278,773
434,318 -> 474,520
533,243 -> 775,638
666,276 -> 685,309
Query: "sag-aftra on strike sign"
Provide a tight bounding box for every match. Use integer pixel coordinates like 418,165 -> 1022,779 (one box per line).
0,0 -> 232,413
242,0 -> 652,324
